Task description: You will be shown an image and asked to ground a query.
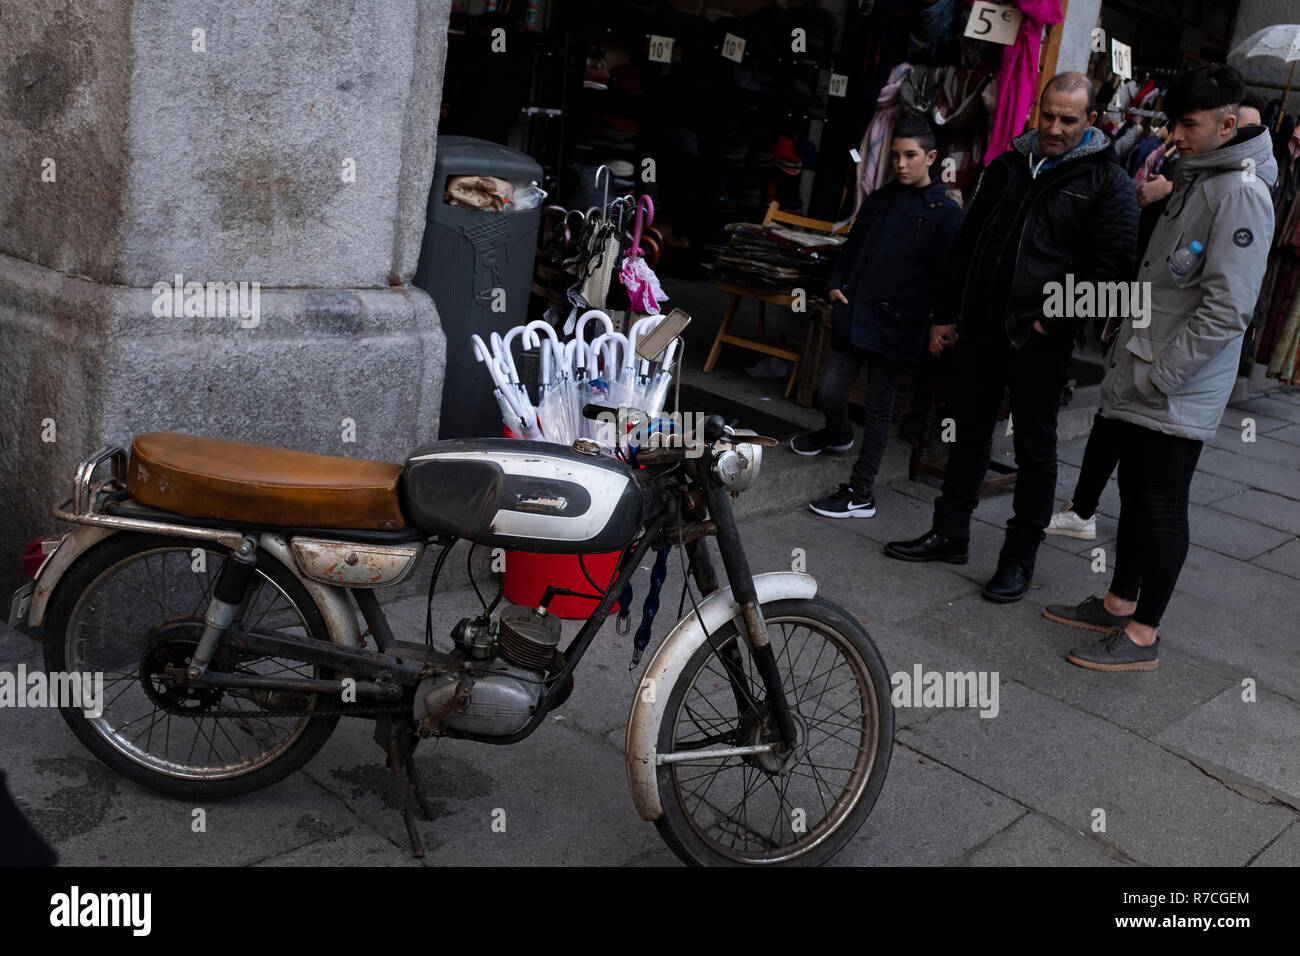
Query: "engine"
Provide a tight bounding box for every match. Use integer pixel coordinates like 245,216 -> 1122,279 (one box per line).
413,603 -> 565,738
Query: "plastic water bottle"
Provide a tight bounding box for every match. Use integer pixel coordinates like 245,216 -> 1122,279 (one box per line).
1169,240 -> 1204,278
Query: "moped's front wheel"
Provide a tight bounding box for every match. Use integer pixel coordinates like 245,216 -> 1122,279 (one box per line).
654,597 -> 893,866
43,533 -> 341,799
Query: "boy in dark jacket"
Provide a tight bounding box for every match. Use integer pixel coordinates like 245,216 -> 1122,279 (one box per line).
793,115 -> 963,517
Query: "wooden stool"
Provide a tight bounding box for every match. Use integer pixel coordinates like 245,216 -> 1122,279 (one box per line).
704,202 -> 850,399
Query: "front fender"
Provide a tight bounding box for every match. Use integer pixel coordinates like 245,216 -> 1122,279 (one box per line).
625,571 -> 817,822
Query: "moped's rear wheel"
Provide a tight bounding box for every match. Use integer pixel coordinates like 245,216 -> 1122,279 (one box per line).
43,533 -> 341,799
654,598 -> 893,866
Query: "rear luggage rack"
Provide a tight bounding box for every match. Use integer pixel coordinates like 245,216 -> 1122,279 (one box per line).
54,445 -> 247,548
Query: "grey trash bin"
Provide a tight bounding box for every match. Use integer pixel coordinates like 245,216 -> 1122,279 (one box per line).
414,136 -> 543,439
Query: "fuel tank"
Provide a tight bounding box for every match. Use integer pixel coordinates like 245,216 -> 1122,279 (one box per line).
401,439 -> 645,554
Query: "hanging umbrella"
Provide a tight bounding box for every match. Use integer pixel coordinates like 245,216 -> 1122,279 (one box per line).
1230,24 -> 1300,131
619,196 -> 669,313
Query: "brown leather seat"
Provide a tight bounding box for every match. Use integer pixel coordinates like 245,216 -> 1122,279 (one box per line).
126,432 -> 407,531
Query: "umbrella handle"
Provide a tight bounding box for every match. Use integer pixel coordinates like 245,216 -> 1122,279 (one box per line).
575,309 -> 615,354
521,326 -> 551,386
471,333 -> 493,364
500,325 -> 529,385
626,313 -> 664,371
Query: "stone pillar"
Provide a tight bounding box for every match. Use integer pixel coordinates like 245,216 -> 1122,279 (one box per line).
0,0 -> 452,597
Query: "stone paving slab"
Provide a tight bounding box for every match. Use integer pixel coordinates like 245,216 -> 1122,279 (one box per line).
1230,396 -> 1300,426
1173,544 -> 1296,637
1207,488 -> 1300,537
960,811 -> 1125,866
1209,427 -> 1300,467
892,591 -> 1235,739
1156,590 -> 1300,703
899,681 -> 1296,866
828,742 -> 1026,866
1218,409 -> 1296,433
1156,686 -> 1300,808
1189,471 -> 1252,505
1251,822 -> 1300,866
1194,446 -> 1300,501
1184,502 -> 1293,560
1252,538 -> 1300,578
252,824 -> 421,866
1267,423 -> 1300,445
303,716 -> 666,866
5,699 -> 375,867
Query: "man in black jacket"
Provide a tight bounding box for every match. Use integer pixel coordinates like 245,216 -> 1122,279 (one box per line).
884,72 -> 1140,602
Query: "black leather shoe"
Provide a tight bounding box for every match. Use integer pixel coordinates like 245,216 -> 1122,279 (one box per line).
883,531 -> 968,564
982,562 -> 1032,602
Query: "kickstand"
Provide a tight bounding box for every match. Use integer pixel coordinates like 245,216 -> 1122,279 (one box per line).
376,717 -> 433,858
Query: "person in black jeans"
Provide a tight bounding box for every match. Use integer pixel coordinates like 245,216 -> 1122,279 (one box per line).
1046,97 -> 1266,542
792,116 -> 963,518
1046,66 -> 1277,670
883,73 -> 1139,602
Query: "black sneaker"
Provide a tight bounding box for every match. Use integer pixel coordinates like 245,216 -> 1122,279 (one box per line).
809,484 -> 875,518
790,430 -> 854,456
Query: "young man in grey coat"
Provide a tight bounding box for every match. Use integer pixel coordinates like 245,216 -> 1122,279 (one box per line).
1043,66 -> 1277,671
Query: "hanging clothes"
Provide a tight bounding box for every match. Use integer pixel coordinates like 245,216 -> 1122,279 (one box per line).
841,62 -> 911,226
985,0 -> 1064,164
1133,142 -> 1167,185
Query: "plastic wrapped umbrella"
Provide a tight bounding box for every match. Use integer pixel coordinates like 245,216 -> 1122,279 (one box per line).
619,196 -> 669,313
522,322 -> 574,445
471,334 -> 539,439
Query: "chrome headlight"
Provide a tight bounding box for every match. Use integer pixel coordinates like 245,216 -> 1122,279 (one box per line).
712,426 -> 763,492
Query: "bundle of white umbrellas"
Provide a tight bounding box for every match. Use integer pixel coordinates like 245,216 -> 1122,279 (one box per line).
471,310 -> 680,449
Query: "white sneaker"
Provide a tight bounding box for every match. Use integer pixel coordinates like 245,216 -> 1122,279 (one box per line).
1046,501 -> 1096,540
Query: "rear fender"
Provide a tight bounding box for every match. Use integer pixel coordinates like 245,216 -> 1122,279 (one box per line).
27,525 -> 361,651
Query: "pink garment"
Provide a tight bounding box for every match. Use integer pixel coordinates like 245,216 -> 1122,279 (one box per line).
842,63 -> 911,225
985,0 -> 1065,165
1132,142 -> 1167,185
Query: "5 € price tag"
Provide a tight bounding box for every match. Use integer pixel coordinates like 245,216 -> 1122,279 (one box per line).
963,1 -> 1023,45
828,73 -> 848,98
1111,39 -> 1132,80
648,35 -> 674,64
721,33 -> 746,62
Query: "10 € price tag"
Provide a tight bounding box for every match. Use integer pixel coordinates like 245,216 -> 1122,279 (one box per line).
963,1 -> 1022,45
1111,39 -> 1132,80
721,33 -> 746,62
648,35 -> 674,64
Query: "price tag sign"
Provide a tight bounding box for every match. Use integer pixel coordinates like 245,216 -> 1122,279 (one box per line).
963,1 -> 1023,46
828,73 -> 848,98
1111,39 -> 1132,80
648,35 -> 674,64
721,33 -> 746,63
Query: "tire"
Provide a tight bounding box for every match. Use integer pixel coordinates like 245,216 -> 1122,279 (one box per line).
653,597 -> 893,866
43,532 -> 341,799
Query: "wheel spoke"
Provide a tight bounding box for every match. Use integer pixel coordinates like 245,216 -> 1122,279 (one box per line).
664,607 -> 886,864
